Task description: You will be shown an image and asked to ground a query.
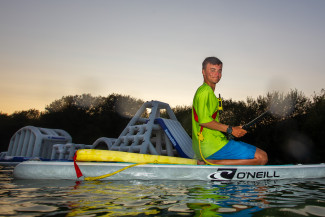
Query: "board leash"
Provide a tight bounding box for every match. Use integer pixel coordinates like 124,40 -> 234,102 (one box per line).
84,163 -> 147,181
73,152 -> 148,181
198,131 -> 219,165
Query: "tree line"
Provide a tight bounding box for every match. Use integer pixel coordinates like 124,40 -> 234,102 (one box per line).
1,90 -> 324,164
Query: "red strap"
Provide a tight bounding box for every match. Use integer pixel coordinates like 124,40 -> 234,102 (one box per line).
193,106 -> 199,122
212,110 -> 218,119
193,107 -> 219,133
73,151 -> 83,178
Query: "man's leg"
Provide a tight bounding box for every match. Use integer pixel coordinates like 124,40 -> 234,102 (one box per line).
197,148 -> 268,165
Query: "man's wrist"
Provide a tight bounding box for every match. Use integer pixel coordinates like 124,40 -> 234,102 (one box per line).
226,125 -> 233,135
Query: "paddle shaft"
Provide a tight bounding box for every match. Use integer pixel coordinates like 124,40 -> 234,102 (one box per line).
242,110 -> 269,130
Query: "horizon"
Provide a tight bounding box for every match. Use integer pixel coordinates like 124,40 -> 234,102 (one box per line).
1,88 -> 323,115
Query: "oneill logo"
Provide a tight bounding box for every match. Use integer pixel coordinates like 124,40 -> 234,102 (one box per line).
209,169 -> 280,180
209,168 -> 237,180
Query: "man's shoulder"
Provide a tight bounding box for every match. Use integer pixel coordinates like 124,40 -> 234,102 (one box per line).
195,83 -> 214,96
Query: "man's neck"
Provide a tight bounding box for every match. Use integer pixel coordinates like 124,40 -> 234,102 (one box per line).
204,81 -> 216,91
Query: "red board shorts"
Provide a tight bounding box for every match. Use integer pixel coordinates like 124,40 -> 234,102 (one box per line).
206,140 -> 256,160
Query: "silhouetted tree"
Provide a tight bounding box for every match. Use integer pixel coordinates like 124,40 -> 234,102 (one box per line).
0,109 -> 41,152
173,105 -> 192,136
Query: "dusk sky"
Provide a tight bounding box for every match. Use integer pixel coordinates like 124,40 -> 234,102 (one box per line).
1,0 -> 324,114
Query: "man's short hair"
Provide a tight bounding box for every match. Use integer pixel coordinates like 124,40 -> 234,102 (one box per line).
202,57 -> 223,70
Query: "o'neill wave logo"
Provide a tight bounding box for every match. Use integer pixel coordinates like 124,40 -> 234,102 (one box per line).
208,168 -> 237,181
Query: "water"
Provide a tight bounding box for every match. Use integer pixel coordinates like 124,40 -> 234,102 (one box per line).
1,164 -> 325,217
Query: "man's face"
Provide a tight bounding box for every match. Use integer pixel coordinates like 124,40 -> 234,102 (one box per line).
202,63 -> 222,85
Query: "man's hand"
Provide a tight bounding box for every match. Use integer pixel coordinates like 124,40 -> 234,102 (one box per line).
232,126 -> 247,138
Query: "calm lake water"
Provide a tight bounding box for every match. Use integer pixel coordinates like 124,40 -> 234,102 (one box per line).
1,164 -> 325,217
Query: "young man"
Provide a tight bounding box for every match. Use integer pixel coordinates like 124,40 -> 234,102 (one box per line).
192,57 -> 268,165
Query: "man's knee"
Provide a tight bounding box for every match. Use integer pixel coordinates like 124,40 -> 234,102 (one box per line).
256,148 -> 268,165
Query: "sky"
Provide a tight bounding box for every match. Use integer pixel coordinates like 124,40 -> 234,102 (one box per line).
1,0 -> 324,114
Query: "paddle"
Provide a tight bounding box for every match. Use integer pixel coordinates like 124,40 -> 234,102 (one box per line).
242,110 -> 270,130
227,110 -> 270,139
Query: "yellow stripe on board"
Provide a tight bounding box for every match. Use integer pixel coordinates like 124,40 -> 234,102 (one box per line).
76,149 -> 197,165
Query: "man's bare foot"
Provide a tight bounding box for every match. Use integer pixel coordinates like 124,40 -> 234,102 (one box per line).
197,160 -> 206,165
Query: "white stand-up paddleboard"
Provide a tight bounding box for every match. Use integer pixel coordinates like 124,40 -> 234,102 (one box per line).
13,160 -> 325,181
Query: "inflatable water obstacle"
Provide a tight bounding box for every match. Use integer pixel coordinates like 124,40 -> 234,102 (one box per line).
1,101 -> 325,181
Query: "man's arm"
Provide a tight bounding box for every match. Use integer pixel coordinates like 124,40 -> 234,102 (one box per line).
200,121 -> 247,138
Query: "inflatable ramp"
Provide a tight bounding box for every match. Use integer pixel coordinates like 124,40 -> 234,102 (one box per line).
109,101 -> 195,158
155,118 -> 194,159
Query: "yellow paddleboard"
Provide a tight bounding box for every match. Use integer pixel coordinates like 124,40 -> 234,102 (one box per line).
76,149 -> 197,165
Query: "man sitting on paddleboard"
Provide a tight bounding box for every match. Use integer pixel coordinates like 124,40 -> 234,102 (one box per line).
192,57 -> 268,165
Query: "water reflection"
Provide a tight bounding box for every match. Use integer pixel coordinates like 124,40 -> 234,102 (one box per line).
67,180 -> 191,216
1,164 -> 325,216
